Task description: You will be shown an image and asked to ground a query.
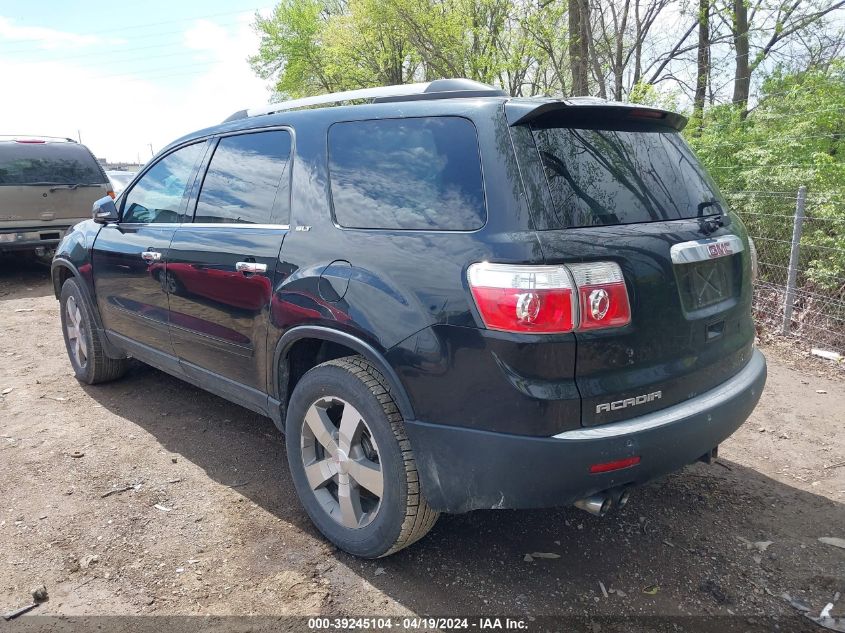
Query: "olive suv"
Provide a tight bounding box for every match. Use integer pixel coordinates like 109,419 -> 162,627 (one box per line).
1,136 -> 112,258
51,79 -> 766,558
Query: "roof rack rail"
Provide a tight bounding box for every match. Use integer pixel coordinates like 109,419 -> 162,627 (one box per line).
0,135 -> 77,143
224,78 -> 507,122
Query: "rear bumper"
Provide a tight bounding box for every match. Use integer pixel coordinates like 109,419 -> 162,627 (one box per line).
0,225 -> 75,250
404,349 -> 766,513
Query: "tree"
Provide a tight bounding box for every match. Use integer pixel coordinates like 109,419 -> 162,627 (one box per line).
250,0 -> 845,108
721,0 -> 845,112
569,0 -> 589,95
692,0 -> 711,131
250,0 -> 339,97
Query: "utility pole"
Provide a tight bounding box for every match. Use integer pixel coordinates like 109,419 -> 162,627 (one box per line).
781,185 -> 807,335
77,130 -> 82,143
148,143 -> 154,158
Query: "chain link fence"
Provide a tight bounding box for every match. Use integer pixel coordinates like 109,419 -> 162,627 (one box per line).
726,189 -> 845,356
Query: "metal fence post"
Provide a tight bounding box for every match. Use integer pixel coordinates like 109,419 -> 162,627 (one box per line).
781,185 -> 807,335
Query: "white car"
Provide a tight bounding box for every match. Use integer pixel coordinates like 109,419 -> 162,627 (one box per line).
105,170 -> 136,196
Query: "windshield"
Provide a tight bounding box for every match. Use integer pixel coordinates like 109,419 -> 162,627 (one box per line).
109,173 -> 135,189
532,124 -> 724,228
0,142 -> 108,186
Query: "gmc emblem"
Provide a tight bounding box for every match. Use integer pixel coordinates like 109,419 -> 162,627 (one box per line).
596,391 -> 662,414
708,242 -> 733,258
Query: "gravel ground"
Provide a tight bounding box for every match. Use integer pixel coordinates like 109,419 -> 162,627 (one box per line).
1,257 -> 843,629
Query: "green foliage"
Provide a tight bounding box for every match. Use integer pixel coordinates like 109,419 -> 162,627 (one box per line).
628,82 -> 682,113
687,64 -> 845,292
250,0 -> 519,97
249,0 -> 335,97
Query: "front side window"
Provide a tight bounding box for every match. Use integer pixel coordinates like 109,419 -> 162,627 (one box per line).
194,131 -> 292,224
328,117 -> 486,231
533,124 -> 724,228
122,143 -> 204,224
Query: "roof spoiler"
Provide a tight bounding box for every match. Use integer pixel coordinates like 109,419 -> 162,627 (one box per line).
505,98 -> 687,130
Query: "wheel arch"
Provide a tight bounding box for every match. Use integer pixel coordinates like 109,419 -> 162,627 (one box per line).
51,259 -> 102,327
272,326 -> 415,423
52,258 -> 124,359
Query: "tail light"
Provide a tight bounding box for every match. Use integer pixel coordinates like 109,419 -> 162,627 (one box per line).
467,261 -> 630,334
467,263 -> 575,333
629,108 -> 665,120
568,262 -> 631,330
107,190 -> 116,200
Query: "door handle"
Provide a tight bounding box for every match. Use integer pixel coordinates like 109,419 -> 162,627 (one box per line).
235,261 -> 267,274
141,251 -> 161,261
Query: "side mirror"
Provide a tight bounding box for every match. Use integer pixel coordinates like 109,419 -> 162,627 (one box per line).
92,196 -> 119,224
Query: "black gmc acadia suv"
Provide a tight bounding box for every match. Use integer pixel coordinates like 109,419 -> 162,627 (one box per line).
52,79 -> 767,558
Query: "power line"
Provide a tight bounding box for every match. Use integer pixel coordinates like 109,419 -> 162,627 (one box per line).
696,134 -> 845,148
710,163 -> 845,169
0,8 -> 261,55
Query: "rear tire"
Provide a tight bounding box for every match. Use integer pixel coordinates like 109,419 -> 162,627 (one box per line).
285,355 -> 439,558
59,278 -> 128,384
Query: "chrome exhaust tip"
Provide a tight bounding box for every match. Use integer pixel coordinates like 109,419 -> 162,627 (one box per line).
617,489 -> 631,509
574,494 -> 612,517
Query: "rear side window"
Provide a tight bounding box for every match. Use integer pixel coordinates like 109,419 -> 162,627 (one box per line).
122,143 -> 204,224
0,142 -> 107,185
533,125 -> 723,228
329,117 -> 486,231
194,130 -> 292,224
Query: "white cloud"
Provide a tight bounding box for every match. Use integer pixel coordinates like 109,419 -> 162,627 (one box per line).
0,12 -> 273,163
0,16 -> 103,50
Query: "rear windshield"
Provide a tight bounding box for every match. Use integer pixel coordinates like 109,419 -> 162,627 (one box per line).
532,124 -> 723,228
0,142 -> 107,186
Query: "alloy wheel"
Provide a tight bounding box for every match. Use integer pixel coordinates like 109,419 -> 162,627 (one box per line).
300,397 -> 384,529
65,295 -> 88,369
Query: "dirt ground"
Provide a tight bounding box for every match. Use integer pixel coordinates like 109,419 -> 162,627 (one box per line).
1,257 -> 844,628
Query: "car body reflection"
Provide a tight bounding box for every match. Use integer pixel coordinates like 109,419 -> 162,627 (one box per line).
148,261 -> 272,312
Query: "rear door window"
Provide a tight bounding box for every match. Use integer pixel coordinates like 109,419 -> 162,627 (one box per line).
121,143 -> 205,224
194,130 -> 292,224
532,125 -> 723,228
328,117 -> 486,231
0,141 -> 107,185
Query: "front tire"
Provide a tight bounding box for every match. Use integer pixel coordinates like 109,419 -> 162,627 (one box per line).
285,355 -> 439,558
59,278 -> 128,384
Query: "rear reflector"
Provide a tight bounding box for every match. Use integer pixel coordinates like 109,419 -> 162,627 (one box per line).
467,261 -> 631,334
589,456 -> 641,474
467,263 -> 575,333
15,139 -> 47,144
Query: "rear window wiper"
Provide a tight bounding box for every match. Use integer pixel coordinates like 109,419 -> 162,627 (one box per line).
697,200 -> 731,233
1,181 -> 106,188
697,200 -> 723,217
47,183 -> 106,191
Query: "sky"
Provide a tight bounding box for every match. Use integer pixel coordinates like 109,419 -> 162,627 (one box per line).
0,0 -> 274,163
